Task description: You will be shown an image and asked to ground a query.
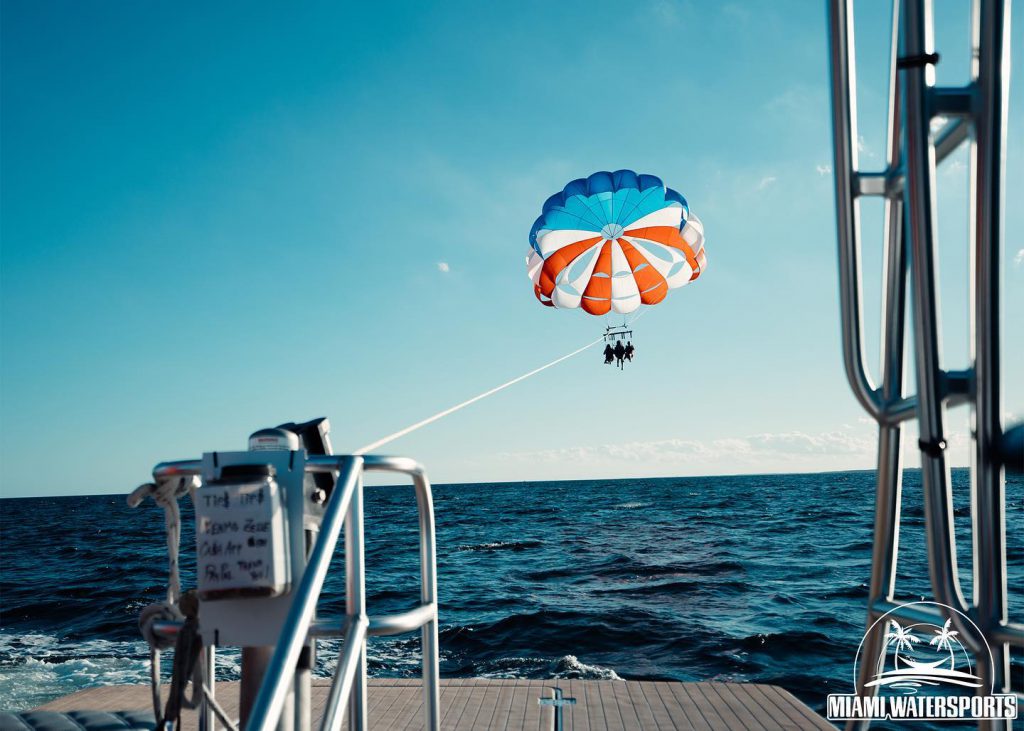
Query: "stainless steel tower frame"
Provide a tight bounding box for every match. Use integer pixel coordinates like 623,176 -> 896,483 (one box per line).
144,454 -> 441,731
827,0 -> 1020,728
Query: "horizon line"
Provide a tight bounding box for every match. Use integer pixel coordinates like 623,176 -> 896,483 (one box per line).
1,464 -> 981,500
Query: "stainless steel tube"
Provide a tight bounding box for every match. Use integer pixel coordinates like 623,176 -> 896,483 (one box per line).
971,0 -> 1012,701
319,618 -> 368,731
851,3 -> 909,721
344,471 -> 367,731
934,117 -> 971,161
152,460 -> 203,481
363,457 -> 440,730
901,0 -> 983,651
200,646 -> 216,731
414,469 -> 440,731
246,457 -> 362,731
829,0 -> 885,423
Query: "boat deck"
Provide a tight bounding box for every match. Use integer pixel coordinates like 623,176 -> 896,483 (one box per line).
37,678 -> 832,730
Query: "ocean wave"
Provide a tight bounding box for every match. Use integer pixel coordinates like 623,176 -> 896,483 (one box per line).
732,630 -> 843,657
521,555 -> 746,583
593,578 -> 748,596
457,540 -> 543,552
822,583 -> 869,600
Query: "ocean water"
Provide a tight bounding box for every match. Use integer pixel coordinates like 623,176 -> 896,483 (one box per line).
1,468 -> 1021,723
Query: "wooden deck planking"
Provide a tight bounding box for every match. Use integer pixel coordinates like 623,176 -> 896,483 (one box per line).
596,681 -> 627,731
650,682 -> 695,729
478,678 -> 514,731
684,683 -> 743,731
501,679 -> 531,731
568,680 -> 592,731
763,685 -> 832,730
32,678 -> 830,730
708,682 -> 762,731
626,682 -> 667,731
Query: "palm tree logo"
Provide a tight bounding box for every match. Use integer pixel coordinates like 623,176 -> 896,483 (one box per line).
930,618 -> 958,650
865,617 -> 981,692
928,619 -> 959,668
884,621 -> 920,667
853,602 -> 991,700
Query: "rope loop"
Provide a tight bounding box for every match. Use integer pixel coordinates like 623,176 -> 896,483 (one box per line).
139,601 -> 184,651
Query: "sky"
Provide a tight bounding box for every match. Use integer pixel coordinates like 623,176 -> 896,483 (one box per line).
2,1 -> 1022,497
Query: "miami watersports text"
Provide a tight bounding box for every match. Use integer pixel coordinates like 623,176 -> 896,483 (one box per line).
826,693 -> 1017,721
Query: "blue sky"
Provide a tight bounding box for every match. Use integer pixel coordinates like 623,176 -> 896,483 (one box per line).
2,1 -> 1022,497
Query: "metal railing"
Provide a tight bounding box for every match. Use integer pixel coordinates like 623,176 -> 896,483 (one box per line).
827,0 -> 1021,728
246,454 -> 440,731
143,454 -> 440,731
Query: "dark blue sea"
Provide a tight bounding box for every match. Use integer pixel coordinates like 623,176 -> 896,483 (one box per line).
2,469 -> 1022,725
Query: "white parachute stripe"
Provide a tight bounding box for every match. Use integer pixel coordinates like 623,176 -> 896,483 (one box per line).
623,237 -> 683,275
609,240 -> 633,278
552,242 -> 605,309
526,250 -> 544,285
623,237 -> 693,289
623,206 -> 684,232
552,287 -> 581,309
612,295 -> 642,314
665,263 -> 695,288
681,213 -> 704,255
536,228 -> 602,258
609,241 -> 641,313
560,242 -> 604,291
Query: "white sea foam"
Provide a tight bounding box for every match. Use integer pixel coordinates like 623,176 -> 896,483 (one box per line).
474,654 -> 622,681
550,654 -> 622,680
316,638 -> 421,677
0,633 -> 152,711
0,632 -> 245,711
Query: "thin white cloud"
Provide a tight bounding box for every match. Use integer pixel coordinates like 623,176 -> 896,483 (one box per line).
1014,248 -> 1024,268
489,423 -> 975,479
757,175 -> 777,190
764,85 -> 826,121
942,159 -> 966,176
816,164 -> 832,176
496,428 -> 876,468
437,261 -> 450,273
857,135 -> 878,159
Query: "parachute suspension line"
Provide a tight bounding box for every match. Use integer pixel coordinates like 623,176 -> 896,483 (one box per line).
625,308 -> 648,329
354,336 -> 605,455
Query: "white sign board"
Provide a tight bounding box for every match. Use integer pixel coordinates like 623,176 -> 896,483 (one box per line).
195,478 -> 288,600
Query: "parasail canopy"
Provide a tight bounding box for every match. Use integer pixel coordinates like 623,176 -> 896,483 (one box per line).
527,170 -> 705,316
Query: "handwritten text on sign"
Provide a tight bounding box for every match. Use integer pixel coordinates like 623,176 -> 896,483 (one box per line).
195,478 -> 288,599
